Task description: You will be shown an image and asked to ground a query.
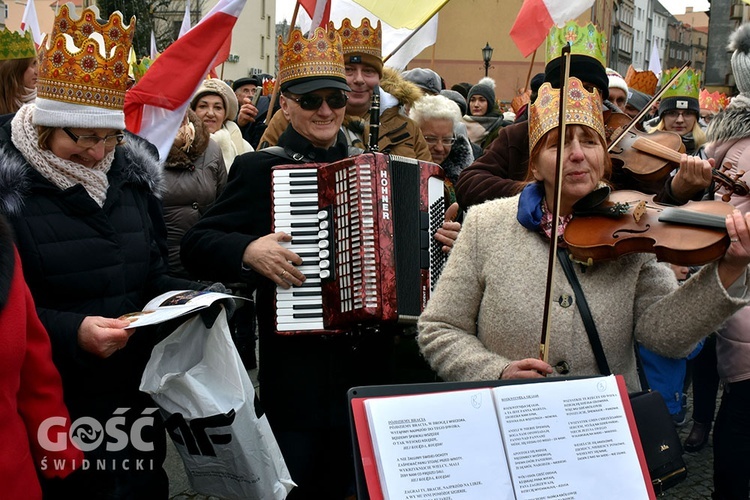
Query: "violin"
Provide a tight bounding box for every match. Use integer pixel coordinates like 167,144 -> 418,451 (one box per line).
564,189 -> 734,267
608,127 -> 750,200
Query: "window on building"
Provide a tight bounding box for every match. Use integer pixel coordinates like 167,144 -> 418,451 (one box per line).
260,35 -> 265,59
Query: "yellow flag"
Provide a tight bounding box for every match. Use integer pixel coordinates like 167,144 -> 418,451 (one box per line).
127,46 -> 137,78
351,0 -> 449,29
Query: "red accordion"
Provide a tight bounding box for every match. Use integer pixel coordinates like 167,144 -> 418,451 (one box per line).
271,152 -> 447,335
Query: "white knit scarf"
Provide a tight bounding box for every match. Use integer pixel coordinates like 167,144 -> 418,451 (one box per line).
11,104 -> 114,207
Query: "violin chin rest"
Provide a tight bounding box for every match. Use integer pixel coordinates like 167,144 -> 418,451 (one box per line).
573,186 -> 612,212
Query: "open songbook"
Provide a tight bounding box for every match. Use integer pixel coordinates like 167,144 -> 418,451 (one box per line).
119,290 -> 244,328
350,375 -> 655,500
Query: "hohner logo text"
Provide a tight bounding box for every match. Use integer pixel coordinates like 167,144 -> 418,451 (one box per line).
380,170 -> 390,220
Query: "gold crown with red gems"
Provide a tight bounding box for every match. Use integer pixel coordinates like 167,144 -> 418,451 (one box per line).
333,18 -> 383,75
0,29 -> 37,61
529,77 -> 605,152
36,4 -> 135,115
277,26 -> 346,91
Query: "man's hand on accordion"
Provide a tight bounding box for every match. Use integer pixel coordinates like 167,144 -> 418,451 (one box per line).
242,232 -> 306,289
434,202 -> 462,254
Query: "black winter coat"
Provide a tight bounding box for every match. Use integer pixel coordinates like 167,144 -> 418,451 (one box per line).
0,118 -> 198,499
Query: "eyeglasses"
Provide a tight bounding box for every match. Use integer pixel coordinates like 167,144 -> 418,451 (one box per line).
284,92 -> 348,111
63,128 -> 124,149
662,110 -> 698,119
424,136 -> 456,147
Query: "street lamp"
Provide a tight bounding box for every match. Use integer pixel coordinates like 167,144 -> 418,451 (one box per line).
482,42 -> 494,77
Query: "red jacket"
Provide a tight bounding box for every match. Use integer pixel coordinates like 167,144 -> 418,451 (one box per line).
0,235 -> 82,499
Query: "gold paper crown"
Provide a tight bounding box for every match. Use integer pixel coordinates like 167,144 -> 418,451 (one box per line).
0,29 -> 37,61
546,21 -> 607,67
51,3 -> 135,53
37,5 -> 135,111
624,66 -> 658,96
660,68 -> 701,100
699,89 -> 729,113
529,77 -> 605,152
335,18 -> 382,60
277,26 -> 346,91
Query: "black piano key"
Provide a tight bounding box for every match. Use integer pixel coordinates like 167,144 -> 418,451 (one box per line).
291,230 -> 318,237
296,252 -> 318,258
290,238 -> 317,245
293,312 -> 324,319
297,281 -> 320,288
290,188 -> 318,195
289,171 -> 316,177
293,304 -> 322,310
293,291 -> 321,297
291,222 -> 318,228
290,201 -> 318,207
290,209 -> 318,215
289,179 -> 317,186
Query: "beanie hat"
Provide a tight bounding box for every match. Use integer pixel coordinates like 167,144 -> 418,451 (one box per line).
467,77 -> 496,115
451,82 -> 472,99
440,89 -> 467,116
729,23 -> 750,95
658,96 -> 699,117
607,68 -> 628,94
402,68 -> 442,95
626,88 -> 651,112
544,55 -> 609,101
191,79 -> 239,123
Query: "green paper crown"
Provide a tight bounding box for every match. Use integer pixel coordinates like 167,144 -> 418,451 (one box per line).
545,21 -> 607,67
132,57 -> 153,83
659,68 -> 701,99
0,29 -> 37,61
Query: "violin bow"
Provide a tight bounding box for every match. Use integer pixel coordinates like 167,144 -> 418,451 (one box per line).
607,60 -> 692,153
539,44 -> 572,364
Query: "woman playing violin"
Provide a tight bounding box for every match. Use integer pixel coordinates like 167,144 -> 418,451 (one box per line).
418,78 -> 750,392
650,69 -> 707,156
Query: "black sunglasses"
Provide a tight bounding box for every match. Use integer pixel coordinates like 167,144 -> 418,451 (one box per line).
284,92 -> 348,111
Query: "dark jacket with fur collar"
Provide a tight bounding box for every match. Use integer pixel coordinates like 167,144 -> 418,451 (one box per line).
0,116 -> 196,411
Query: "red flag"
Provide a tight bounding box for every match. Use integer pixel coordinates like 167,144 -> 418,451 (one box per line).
298,0 -> 331,29
209,34 -> 233,78
510,0 -> 595,57
124,0 -> 246,160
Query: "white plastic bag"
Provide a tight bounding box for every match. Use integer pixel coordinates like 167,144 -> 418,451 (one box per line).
140,309 -> 295,499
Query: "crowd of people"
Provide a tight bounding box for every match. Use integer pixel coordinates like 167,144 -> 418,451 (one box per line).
2,3 -> 750,500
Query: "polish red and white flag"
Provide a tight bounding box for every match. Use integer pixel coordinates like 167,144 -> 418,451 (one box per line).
298,0 -> 331,29
124,0 -> 246,160
20,0 -> 43,46
510,0 -> 595,57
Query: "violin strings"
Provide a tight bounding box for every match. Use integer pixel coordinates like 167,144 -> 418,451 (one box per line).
658,207 -> 727,230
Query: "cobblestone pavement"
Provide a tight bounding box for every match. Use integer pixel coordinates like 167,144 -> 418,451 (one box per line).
168,380 -> 719,499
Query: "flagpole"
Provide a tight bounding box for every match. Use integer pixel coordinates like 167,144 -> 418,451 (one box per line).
382,0 -> 450,64
524,48 -> 537,93
265,2 -> 300,125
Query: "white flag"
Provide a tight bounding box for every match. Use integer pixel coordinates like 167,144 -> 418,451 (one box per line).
150,30 -> 158,59
20,0 -> 43,46
179,0 -> 192,38
649,39 -> 662,76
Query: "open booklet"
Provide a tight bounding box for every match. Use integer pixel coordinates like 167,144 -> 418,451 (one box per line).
350,375 -> 655,500
119,290 -> 244,328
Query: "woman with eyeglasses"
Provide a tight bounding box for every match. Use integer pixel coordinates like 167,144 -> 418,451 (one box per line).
409,94 -> 478,204
0,8 -> 206,497
650,70 -> 707,156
